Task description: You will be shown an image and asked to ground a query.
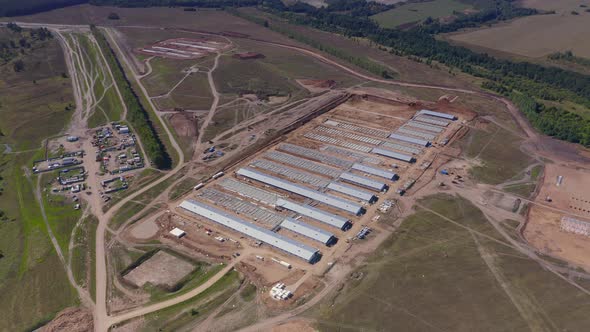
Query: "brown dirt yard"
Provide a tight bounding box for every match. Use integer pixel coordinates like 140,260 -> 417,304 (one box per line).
123,251 -> 195,288
524,163 -> 590,271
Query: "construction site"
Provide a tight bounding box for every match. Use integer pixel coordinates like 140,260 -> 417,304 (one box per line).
525,163 -> 590,271
137,37 -> 231,59
125,94 -> 464,296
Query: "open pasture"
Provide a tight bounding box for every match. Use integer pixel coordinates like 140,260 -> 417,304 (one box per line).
372,0 -> 472,28
448,1 -> 590,58
314,194 -> 590,332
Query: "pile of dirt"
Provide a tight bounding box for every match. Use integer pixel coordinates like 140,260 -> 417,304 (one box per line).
233,52 -> 265,60
40,307 -> 93,332
167,111 -> 198,137
299,79 -> 335,88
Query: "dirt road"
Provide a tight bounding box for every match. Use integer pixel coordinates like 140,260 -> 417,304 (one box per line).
9,21 -> 559,332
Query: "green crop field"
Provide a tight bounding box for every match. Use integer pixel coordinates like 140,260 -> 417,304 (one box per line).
372,0 -> 472,28
0,29 -> 80,331
313,194 -> 590,331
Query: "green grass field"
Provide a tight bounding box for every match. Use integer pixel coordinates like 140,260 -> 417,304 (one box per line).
137,270 -> 242,332
40,174 -> 83,257
0,30 -> 80,331
214,54 -> 302,99
313,194 -> 590,331
66,32 -> 123,128
153,72 -> 213,111
142,57 -> 195,97
372,0 -> 472,29
458,122 -> 533,184
71,214 -> 97,300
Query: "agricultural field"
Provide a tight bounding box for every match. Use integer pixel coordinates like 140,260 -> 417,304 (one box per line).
372,0 -> 473,28
0,28 -> 79,331
447,0 -> 590,59
313,194 -> 590,331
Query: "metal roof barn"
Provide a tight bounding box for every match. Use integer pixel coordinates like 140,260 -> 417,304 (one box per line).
278,143 -> 352,169
389,133 -> 430,147
237,168 -> 363,215
396,127 -> 437,141
339,172 -> 387,191
371,147 -> 415,163
352,163 -> 397,180
379,141 -> 422,155
179,200 -> 320,262
405,121 -> 444,133
280,218 -> 335,245
419,109 -> 456,120
327,182 -> 377,203
276,198 -> 352,230
414,116 -> 449,127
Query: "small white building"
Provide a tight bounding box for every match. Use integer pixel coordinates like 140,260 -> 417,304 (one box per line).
169,227 -> 186,238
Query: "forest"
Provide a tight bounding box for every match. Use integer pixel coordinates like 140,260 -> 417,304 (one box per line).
91,26 -> 172,169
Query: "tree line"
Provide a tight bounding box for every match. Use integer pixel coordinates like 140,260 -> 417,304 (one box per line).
91,26 -> 172,169
508,92 -> 590,146
240,2 -> 590,146
419,0 -> 540,34
228,8 -> 395,79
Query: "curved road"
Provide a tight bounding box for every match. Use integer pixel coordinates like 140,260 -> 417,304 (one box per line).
6,21 -> 541,332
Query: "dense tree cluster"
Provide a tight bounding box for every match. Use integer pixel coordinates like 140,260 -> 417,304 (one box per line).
230,3 -> 590,147
265,7 -> 590,105
0,24 -> 53,65
91,26 -> 172,169
548,51 -> 590,68
510,93 -> 590,145
419,0 -> 539,34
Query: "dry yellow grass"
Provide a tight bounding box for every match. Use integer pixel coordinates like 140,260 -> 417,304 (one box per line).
448,1 -> 590,58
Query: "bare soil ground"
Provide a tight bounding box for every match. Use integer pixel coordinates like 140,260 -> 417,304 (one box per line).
270,319 -> 316,332
296,79 -> 336,93
128,217 -> 159,240
39,307 -> 93,332
167,111 -> 199,137
123,251 -> 195,288
524,163 -> 590,270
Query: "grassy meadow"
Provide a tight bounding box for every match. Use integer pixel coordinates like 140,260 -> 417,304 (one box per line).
0,29 -> 80,331
372,0 -> 472,28
313,194 -> 590,331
